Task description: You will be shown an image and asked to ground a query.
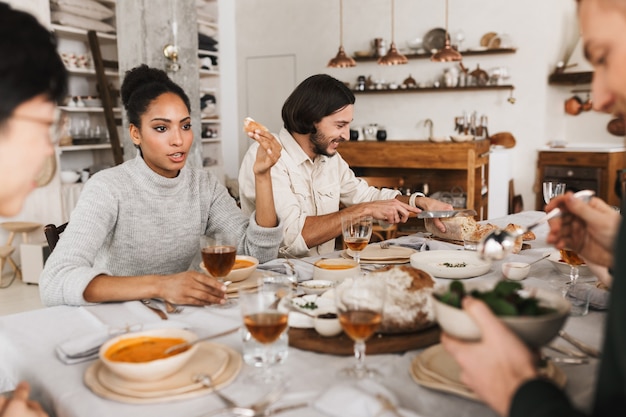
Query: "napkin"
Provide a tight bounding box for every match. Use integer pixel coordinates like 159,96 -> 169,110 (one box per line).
258,258 -> 313,282
56,320 -> 189,365
313,380 -> 422,417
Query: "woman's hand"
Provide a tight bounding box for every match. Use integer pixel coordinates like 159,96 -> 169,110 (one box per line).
441,297 -> 537,417
249,130 -> 282,176
0,382 -> 48,417
159,271 -> 228,306
546,193 -> 620,267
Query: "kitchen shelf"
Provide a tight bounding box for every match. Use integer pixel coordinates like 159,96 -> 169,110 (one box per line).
199,68 -> 219,76
59,143 -> 113,152
65,67 -> 119,77
59,106 -> 121,113
51,24 -> 117,41
353,85 -> 514,95
198,49 -> 218,57
353,47 -> 517,62
548,71 -> 593,85
201,117 -> 221,123
201,138 -> 221,143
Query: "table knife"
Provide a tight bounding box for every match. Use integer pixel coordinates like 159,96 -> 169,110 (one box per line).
141,299 -> 168,320
559,330 -> 600,358
417,209 -> 477,219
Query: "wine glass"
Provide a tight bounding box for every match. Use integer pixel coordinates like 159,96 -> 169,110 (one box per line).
334,276 -> 386,378
341,215 -> 373,266
239,279 -> 292,383
559,248 -> 584,285
200,234 -> 237,307
542,182 -> 566,205
560,248 -> 590,316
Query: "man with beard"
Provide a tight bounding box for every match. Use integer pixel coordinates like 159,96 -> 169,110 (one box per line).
238,74 -> 451,257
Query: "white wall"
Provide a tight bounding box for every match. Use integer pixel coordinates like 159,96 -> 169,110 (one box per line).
234,0 -> 621,214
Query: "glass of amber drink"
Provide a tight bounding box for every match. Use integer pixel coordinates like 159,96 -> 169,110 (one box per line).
239,280 -> 292,383
201,234 -> 237,307
559,248 -> 584,284
341,215 -> 373,266
335,276 -> 386,378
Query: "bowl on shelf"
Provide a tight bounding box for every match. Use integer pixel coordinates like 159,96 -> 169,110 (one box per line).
99,328 -> 198,382
450,134 -> 474,143
432,281 -> 570,348
82,97 -> 102,108
60,170 -> 80,184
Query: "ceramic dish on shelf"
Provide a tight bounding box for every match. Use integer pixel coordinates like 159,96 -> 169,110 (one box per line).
450,134 -> 474,143
422,28 -> 446,52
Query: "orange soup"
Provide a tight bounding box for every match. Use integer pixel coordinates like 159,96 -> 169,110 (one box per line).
233,259 -> 256,270
316,262 -> 355,270
104,336 -> 189,363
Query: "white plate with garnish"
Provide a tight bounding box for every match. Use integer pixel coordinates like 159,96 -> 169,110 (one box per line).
410,250 -> 491,279
288,295 -> 335,328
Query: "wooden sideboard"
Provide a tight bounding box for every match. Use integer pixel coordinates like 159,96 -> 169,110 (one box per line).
338,140 -> 490,220
535,149 -> 626,210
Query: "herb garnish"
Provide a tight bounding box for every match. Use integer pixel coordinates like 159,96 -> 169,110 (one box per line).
441,262 -> 467,268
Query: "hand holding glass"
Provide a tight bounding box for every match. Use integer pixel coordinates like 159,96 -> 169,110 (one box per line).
342,215 -> 373,265
200,234 -> 236,307
335,276 -> 386,378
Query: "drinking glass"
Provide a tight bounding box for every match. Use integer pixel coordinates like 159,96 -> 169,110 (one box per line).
200,234 -> 237,307
335,276 -> 386,378
559,248 -> 584,285
542,182 -> 566,205
341,215 -> 373,266
239,279 -> 292,384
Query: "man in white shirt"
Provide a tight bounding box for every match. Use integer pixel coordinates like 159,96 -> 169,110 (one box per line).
239,74 -> 451,257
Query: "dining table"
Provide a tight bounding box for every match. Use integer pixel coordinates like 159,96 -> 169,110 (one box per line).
0,211 -> 606,417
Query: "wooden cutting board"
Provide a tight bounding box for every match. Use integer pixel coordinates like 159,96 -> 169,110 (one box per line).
288,325 -> 441,355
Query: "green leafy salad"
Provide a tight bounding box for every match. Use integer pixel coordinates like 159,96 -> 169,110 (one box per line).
436,281 -> 555,317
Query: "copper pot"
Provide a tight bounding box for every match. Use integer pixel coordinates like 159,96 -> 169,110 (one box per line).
564,96 -> 583,116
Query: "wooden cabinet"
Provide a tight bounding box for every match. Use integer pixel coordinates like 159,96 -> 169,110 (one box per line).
338,140 -> 490,220
535,149 -> 626,210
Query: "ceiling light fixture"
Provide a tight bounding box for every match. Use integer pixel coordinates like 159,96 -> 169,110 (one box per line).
378,0 -> 407,66
327,0 -> 356,68
431,0 -> 462,62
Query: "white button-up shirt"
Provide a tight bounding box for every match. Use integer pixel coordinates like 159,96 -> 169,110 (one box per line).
239,128 -> 400,257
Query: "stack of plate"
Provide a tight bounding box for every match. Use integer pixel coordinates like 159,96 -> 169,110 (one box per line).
84,342 -> 242,404
342,244 -> 416,264
410,344 -> 566,400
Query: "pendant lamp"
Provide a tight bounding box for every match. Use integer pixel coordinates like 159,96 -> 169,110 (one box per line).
378,0 -> 407,65
327,0 -> 356,68
431,0 -> 462,62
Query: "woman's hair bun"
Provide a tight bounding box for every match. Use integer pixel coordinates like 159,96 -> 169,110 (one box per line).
120,64 -> 170,108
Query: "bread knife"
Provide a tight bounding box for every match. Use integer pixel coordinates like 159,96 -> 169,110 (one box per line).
417,209 -> 477,219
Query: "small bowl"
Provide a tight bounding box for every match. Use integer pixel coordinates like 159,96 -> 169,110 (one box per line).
299,279 -> 334,295
99,328 -> 198,382
313,258 -> 359,283
502,262 -> 530,281
60,170 -> 80,184
314,312 -> 342,337
450,134 -> 474,143
432,282 -> 570,348
200,255 -> 258,282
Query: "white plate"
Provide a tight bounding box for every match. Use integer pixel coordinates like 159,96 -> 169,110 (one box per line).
346,244 -> 416,261
410,250 -> 491,279
547,251 -> 592,278
288,295 -> 335,328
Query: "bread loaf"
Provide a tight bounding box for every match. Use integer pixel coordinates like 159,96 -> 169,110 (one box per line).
371,265 -> 435,333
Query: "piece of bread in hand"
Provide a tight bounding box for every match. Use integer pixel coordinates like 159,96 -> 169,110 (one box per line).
243,117 -> 269,134
424,216 -> 479,241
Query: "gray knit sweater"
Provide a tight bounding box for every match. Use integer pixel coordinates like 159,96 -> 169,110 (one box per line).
39,154 -> 282,306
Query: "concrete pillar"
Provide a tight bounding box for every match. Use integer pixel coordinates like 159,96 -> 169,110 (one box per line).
116,0 -> 202,168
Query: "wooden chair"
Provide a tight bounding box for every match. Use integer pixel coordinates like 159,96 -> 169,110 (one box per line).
0,222 -> 42,284
358,176 -> 405,242
44,223 -> 68,253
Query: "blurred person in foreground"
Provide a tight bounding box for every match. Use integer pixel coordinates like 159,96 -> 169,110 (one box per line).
238,74 -> 452,257
0,2 -> 67,416
441,0 -> 625,416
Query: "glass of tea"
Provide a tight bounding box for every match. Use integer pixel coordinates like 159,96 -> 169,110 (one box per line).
239,280 -> 292,383
334,276 -> 386,378
559,248 -> 584,284
200,234 -> 237,307
341,215 -> 373,266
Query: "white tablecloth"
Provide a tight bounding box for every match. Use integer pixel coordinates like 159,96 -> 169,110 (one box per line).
0,211 -> 606,417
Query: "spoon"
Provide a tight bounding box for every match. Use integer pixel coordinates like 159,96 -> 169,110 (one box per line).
478,190 -> 595,261
164,326 -> 241,355
528,253 -> 551,266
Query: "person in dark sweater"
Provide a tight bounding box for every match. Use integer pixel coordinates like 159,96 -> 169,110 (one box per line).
441,0 -> 625,416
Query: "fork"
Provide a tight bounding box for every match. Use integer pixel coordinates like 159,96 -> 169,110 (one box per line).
141,299 -> 167,320
164,300 -> 184,314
